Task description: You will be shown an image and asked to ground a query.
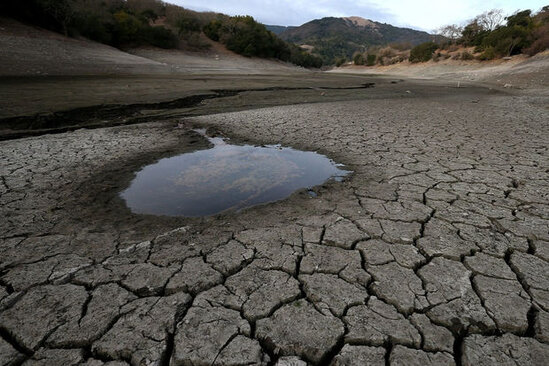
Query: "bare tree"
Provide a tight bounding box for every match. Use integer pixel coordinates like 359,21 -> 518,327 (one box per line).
475,9 -> 505,31
436,24 -> 463,41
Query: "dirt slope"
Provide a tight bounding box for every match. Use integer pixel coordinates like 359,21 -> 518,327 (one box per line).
332,51 -> 549,91
0,17 -> 302,76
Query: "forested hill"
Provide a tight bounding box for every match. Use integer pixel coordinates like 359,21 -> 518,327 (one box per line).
279,16 -> 433,64
0,0 -> 323,68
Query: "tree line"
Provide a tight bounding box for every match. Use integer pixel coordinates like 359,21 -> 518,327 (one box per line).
435,7 -> 549,60
1,0 -> 323,68
350,7 -> 548,67
202,15 -> 323,68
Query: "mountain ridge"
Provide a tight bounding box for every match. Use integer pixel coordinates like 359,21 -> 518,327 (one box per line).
277,16 -> 433,64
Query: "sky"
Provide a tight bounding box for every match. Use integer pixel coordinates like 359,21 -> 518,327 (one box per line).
170,0 -> 548,31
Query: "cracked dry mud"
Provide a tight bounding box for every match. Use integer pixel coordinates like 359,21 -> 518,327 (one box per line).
1,83 -> 549,366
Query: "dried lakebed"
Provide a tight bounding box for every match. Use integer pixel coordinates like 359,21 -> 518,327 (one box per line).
1,83 -> 549,366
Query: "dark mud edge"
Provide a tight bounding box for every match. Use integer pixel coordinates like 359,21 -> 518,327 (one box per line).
0,84 -> 376,141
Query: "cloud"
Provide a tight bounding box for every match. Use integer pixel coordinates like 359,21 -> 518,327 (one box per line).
170,0 -> 548,31
171,0 -> 395,27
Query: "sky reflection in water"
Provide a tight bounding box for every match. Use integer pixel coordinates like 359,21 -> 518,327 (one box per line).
121,136 -> 350,217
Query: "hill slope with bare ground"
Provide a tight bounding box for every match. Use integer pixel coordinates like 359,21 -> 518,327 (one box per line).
331,51 -> 549,91
0,17 -> 303,76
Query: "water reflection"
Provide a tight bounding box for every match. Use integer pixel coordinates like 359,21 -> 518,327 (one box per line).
121,133 -> 350,217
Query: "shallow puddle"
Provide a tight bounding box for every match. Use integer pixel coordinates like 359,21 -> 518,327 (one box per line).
121,132 -> 350,217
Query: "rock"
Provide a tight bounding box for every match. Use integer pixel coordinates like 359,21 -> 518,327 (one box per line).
510,252 -> 549,311
300,244 -> 370,286
418,257 -> 495,332
330,345 -> 385,366
535,309 -> 549,344
357,240 -> 425,269
193,285 -> 244,311
0,337 -> 24,365
93,292 -> 191,365
166,257 -> 223,295
534,240 -> 549,261
462,333 -> 549,365
322,219 -> 368,249
256,301 -> 344,364
47,283 -> 137,347
149,228 -> 232,267
300,273 -> 367,316
302,226 -> 323,244
389,346 -> 454,365
368,262 -> 428,314
236,227 -> 302,274
215,335 -> 267,366
276,356 -> 307,366
0,284 -> 87,351
172,305 -> 252,365
2,254 -> 92,291
121,263 -> 178,296
79,360 -> 129,366
225,266 -> 301,321
22,348 -> 84,365
464,253 -> 516,279
456,224 -> 528,257
72,264 -> 119,288
379,220 -> 422,244
344,297 -> 421,347
472,275 -> 531,333
417,219 -> 478,260
354,182 -> 398,201
359,198 -> 432,222
206,240 -> 254,276
409,314 -> 454,353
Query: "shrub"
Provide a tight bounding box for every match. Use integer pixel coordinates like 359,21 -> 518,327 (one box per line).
141,26 -> 178,49
76,14 -> 112,44
112,11 -> 142,45
335,57 -> 347,67
482,25 -> 531,56
409,42 -> 438,63
461,51 -> 474,60
366,54 -> 377,66
177,11 -> 201,35
477,47 -> 497,60
523,24 -> 549,55
353,53 -> 365,65
202,15 -> 322,68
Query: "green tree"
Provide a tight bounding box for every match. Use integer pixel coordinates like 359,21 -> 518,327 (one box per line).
177,11 -> 201,35
112,10 -> 142,44
460,21 -> 488,46
409,42 -> 438,62
353,52 -> 365,65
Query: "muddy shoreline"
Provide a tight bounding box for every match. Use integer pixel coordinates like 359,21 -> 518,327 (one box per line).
0,74 -> 502,140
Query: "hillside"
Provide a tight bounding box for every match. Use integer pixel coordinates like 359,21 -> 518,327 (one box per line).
279,16 -> 433,64
0,0 -> 322,68
332,49 -> 549,92
0,17 -> 303,77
